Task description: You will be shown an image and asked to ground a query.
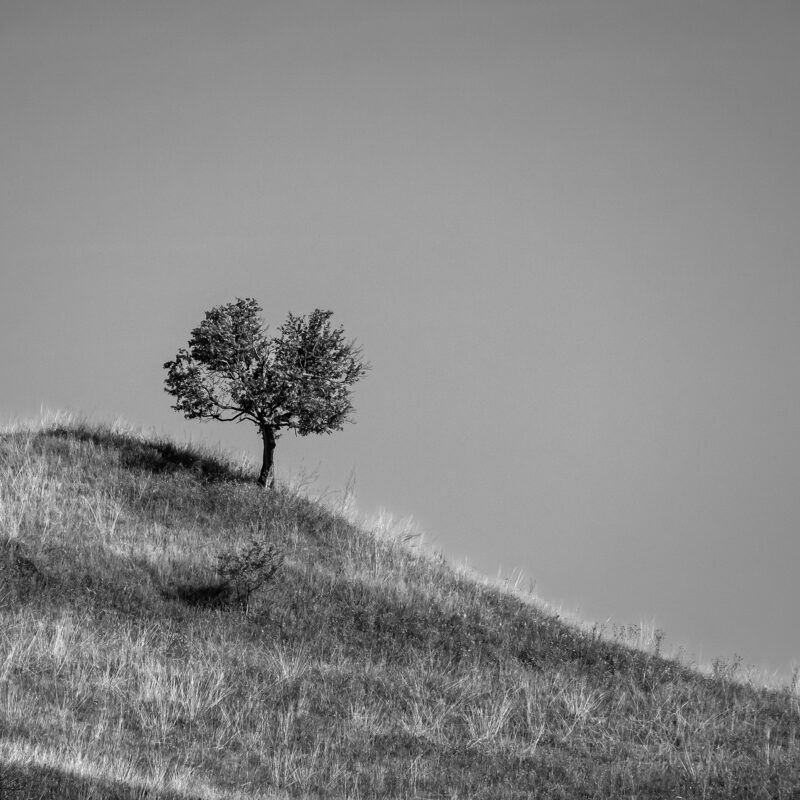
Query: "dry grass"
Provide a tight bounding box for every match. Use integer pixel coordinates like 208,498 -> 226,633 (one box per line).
0,415 -> 798,798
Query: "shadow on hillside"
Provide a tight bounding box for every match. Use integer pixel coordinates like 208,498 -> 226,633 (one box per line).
0,536 -> 48,605
161,578 -> 237,608
0,760 -> 193,800
43,426 -> 245,482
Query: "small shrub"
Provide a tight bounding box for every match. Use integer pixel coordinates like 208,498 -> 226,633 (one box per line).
216,533 -> 284,614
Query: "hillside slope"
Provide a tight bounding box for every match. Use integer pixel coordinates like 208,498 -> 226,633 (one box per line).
0,418 -> 798,799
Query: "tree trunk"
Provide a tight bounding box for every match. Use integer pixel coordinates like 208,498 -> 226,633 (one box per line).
258,426 -> 276,489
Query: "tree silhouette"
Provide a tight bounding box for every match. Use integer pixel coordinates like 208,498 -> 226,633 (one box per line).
164,299 -> 369,487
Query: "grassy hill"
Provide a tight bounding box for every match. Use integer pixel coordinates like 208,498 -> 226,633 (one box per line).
1,416 -> 798,799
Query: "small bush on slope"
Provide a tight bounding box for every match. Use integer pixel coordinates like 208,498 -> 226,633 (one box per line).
216,534 -> 284,614
0,417 -> 798,799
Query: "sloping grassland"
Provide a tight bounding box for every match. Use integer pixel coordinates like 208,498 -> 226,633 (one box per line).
0,419 -> 798,799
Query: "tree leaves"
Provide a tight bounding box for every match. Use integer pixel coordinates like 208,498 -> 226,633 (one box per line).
164,300 -> 369,439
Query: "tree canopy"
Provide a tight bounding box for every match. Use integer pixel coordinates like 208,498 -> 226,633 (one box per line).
164,299 -> 369,486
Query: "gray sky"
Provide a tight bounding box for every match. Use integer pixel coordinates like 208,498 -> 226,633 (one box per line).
2,0 -> 799,674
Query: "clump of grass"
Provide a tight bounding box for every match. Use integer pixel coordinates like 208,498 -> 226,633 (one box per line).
0,413 -> 798,798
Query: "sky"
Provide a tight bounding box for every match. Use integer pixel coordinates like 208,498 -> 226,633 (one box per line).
1,0 -> 799,675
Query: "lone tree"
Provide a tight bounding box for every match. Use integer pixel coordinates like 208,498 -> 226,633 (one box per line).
164,299 -> 369,488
